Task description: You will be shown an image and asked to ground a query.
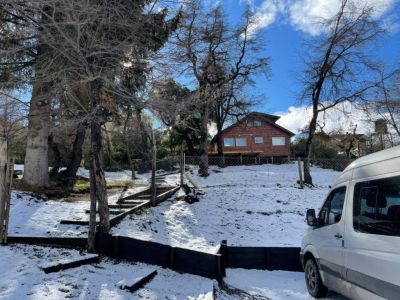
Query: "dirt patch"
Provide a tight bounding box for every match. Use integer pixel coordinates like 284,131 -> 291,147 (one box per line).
13,178 -> 147,201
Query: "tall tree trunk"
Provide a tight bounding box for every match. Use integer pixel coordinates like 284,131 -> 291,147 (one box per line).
136,109 -> 149,173
182,133 -> 196,156
303,109 -> 318,186
198,98 -> 210,177
89,79 -> 109,233
216,122 -> 224,167
103,125 -> 115,170
23,81 -> 50,188
60,123 -> 86,187
123,106 -> 135,179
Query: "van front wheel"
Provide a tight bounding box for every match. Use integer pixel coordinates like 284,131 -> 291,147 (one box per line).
305,258 -> 328,298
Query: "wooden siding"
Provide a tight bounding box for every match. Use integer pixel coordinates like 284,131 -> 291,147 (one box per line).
210,118 -> 292,157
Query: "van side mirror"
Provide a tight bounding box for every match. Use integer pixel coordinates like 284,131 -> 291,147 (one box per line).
306,209 -> 317,227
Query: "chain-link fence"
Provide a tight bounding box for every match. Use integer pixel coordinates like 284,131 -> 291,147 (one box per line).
184,155 -> 354,172
105,154 -> 355,176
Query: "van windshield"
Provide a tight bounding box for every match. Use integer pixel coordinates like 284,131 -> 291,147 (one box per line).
353,176 -> 400,237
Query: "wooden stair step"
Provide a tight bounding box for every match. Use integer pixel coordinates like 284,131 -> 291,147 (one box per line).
84,209 -> 125,215
119,200 -> 143,205
60,219 -> 93,225
108,204 -> 137,209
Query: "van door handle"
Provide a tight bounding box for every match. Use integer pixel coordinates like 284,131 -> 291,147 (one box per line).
334,233 -> 343,239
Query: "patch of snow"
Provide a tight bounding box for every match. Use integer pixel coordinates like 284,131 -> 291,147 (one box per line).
8,185 -> 148,237
76,168 -> 149,185
14,164 -> 150,184
112,163 -> 339,252
223,268 -> 347,299
0,244 -> 214,299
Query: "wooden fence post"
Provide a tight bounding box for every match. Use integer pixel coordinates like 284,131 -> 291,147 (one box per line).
151,130 -> 157,207
0,137 -> 9,244
3,158 -> 14,243
220,240 -> 227,277
298,157 -> 304,189
88,165 -> 97,253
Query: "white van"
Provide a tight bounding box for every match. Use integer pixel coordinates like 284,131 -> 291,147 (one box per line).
301,146 -> 400,300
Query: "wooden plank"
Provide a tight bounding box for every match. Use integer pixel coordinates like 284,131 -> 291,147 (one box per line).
184,172 -> 199,189
108,204 -> 138,209
41,254 -> 100,274
122,201 -> 147,205
63,201 -> 149,226
117,187 -> 151,203
7,236 -> 87,248
2,158 -> 13,243
60,219 -> 96,225
117,270 -> 158,293
84,209 -> 125,215
154,186 -> 180,205
109,200 -> 151,228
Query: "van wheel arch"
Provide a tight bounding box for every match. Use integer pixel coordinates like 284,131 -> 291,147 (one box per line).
303,252 -> 316,268
304,254 -> 328,298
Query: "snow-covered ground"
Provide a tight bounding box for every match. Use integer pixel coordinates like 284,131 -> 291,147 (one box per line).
112,163 -> 339,252
0,244 -> 346,300
14,165 -> 149,184
0,244 -> 214,299
9,171 -> 149,237
10,163 -> 339,246
4,163 -> 346,299
222,269 -> 346,299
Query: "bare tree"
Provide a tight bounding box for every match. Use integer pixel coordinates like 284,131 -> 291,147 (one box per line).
363,67 -> 400,138
149,78 -> 200,153
300,0 -> 384,185
212,80 -> 256,165
0,91 -> 27,166
173,1 -> 268,176
2,1 -> 179,252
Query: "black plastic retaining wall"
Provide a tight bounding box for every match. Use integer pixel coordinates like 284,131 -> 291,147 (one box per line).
95,233 -> 303,281
224,246 -> 303,272
7,234 -> 303,280
95,233 -> 224,281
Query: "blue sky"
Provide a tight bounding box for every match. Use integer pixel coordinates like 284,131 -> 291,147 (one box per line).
216,0 -> 400,115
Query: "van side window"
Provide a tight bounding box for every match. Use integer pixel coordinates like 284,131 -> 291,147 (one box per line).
319,187 -> 346,227
353,176 -> 400,237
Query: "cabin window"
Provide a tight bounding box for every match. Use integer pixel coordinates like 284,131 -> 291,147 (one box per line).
247,119 -> 262,127
254,136 -> 263,144
224,138 -> 234,147
272,137 -> 285,146
235,137 -> 247,147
